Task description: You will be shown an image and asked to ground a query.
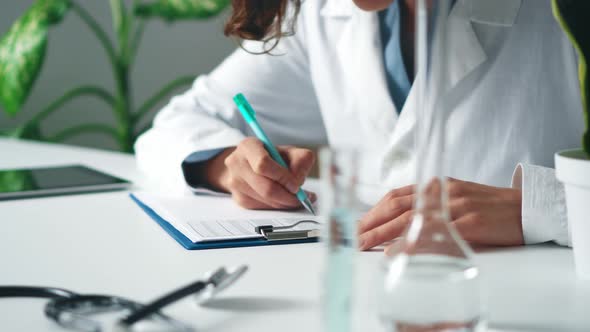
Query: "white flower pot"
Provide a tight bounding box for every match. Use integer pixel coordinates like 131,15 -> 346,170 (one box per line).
555,149 -> 590,280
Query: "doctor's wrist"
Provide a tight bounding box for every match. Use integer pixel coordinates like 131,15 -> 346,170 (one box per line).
204,147 -> 236,193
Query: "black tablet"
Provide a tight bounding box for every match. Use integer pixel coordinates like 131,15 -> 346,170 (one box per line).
0,165 -> 131,200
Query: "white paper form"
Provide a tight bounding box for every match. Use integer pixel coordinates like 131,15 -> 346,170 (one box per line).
133,191 -> 321,243
187,217 -> 319,242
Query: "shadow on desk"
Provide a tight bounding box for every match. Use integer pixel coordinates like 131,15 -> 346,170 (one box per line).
202,296 -> 310,312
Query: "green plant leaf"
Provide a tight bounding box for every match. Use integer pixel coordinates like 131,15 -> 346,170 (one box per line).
110,0 -> 131,62
552,0 -> 590,156
134,0 -> 229,21
0,0 -> 71,116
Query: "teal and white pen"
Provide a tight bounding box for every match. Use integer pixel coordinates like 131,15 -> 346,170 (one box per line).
233,93 -> 316,215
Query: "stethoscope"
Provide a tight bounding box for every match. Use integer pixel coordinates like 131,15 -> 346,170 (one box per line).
0,265 -> 248,332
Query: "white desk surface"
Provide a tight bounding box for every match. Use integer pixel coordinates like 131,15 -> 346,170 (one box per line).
1,138 -> 589,332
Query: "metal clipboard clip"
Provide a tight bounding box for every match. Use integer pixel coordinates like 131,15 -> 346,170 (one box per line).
254,220 -> 321,241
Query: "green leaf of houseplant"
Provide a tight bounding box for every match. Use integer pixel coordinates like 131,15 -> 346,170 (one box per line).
134,0 -> 230,21
110,0 -> 131,61
552,0 -> 590,156
0,0 -> 71,116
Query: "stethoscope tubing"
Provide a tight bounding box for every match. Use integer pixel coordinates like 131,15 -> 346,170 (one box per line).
0,265 -> 247,331
0,286 -> 77,299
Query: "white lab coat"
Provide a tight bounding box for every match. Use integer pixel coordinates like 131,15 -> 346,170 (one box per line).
135,0 -> 583,246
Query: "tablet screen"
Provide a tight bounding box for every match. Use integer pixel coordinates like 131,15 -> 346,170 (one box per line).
0,165 -> 129,198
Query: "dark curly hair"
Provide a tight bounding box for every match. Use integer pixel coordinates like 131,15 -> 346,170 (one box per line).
224,0 -> 301,52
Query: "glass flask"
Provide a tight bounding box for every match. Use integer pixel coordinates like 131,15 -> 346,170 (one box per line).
319,148 -> 363,332
377,1 -> 486,331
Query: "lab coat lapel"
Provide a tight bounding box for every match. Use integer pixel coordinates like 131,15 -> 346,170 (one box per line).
331,4 -> 398,143
370,0 -> 489,136
379,0 -> 523,185
470,0 -> 522,26
445,0 -> 487,89
446,0 -> 522,88
322,0 -> 522,146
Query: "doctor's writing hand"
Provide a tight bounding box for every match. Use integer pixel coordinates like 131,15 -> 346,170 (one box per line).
205,137 -> 316,210
358,178 -> 524,251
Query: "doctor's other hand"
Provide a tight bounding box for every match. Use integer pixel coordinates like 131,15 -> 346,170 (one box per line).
205,137 -> 316,210
358,178 -> 524,251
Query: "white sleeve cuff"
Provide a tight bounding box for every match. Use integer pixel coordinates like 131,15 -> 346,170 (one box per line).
511,163 -> 570,247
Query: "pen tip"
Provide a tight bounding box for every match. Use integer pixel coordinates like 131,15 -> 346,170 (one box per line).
303,199 -> 316,216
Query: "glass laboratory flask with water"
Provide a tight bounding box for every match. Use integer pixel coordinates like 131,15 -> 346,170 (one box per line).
319,148 -> 362,332
377,1 -> 486,331
320,148 -> 399,332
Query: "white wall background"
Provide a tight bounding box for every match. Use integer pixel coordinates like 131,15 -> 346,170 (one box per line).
0,1 -> 235,151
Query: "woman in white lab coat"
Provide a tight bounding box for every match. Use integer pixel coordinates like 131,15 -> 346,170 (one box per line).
135,0 -> 582,249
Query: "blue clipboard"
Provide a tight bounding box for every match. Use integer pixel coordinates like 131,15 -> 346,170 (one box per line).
129,194 -> 318,250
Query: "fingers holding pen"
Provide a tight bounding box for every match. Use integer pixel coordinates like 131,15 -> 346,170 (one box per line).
222,138 -> 316,210
225,151 -> 299,208
229,175 -> 316,210
242,139 -> 300,193
278,146 -> 316,189
227,176 -> 288,210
